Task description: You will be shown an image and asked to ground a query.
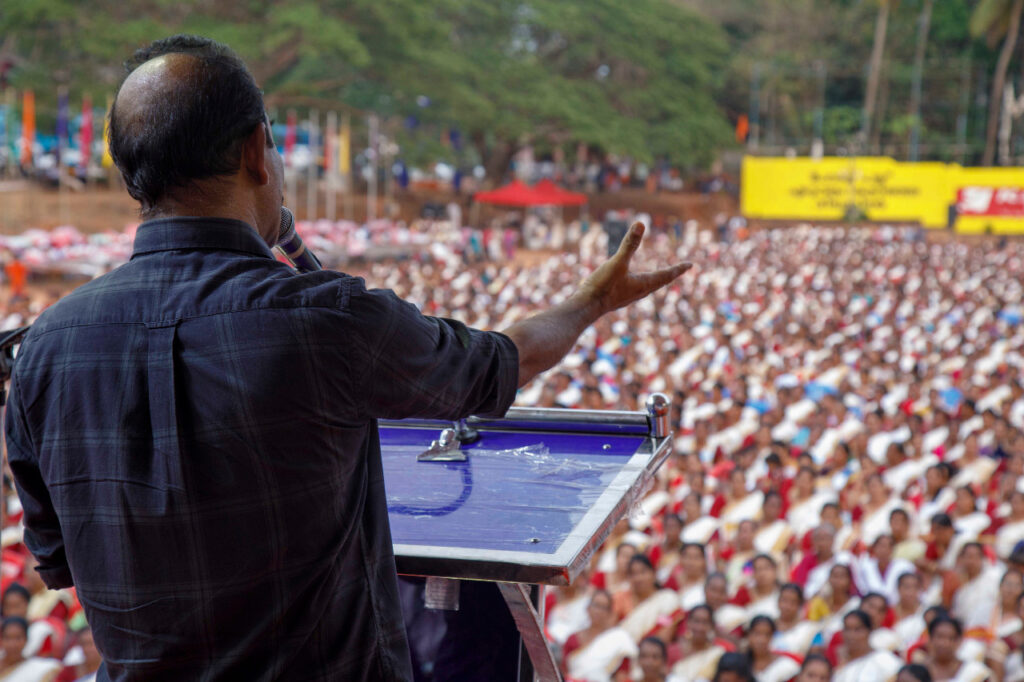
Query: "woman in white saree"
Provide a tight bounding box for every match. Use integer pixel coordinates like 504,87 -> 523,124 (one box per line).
924,616 -> 992,682
564,590 -> 637,682
858,474 -> 903,548
747,616 -> 801,682
949,486 -> 994,542
670,605 -> 730,682
0,617 -> 60,682
771,584 -> 820,658
832,610 -> 903,682
616,555 -> 683,644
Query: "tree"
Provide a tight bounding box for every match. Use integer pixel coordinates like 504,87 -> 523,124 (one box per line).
908,0 -> 933,160
861,0 -> 892,151
971,0 -> 1024,165
0,0 -> 733,177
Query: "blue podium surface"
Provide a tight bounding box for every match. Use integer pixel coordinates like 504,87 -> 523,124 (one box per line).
381,406 -> 671,586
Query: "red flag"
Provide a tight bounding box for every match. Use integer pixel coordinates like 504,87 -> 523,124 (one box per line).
284,110 -> 296,168
80,94 -> 93,169
735,114 -> 750,143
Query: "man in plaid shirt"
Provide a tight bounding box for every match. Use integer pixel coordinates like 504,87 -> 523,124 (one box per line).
5,35 -> 690,681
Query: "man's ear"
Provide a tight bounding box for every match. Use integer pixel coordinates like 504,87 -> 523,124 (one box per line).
241,123 -> 270,186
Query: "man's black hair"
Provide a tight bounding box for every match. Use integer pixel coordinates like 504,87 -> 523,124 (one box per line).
108,34 -> 268,217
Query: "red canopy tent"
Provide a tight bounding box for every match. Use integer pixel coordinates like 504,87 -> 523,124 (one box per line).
474,179 -> 587,207
473,180 -> 547,207
532,179 -> 587,206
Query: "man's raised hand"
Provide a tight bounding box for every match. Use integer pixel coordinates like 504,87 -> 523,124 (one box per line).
578,221 -> 693,315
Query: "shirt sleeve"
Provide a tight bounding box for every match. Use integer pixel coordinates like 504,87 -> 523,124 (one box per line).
4,380 -> 74,589
347,285 -> 519,421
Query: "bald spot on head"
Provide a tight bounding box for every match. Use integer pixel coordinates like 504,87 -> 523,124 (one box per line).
113,53 -> 202,143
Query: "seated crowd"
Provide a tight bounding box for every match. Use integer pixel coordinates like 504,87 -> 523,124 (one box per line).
1,221 -> 1023,682
532,227 -> 1024,681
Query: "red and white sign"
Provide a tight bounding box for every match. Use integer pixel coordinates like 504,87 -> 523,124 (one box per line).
957,186 -> 1024,217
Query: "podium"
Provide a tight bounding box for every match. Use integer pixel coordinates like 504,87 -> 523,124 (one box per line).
381,397 -> 672,681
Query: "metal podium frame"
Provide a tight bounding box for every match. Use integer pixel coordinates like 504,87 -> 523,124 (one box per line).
383,401 -> 673,681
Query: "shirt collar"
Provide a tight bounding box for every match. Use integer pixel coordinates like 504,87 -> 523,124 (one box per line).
131,217 -> 276,261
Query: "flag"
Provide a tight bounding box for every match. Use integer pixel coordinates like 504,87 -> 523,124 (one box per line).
56,89 -> 69,165
0,95 -> 8,172
735,114 -> 750,143
324,115 -> 335,175
20,90 -> 34,166
339,116 -> 350,175
284,110 -> 296,168
80,94 -> 93,169
101,94 -> 114,168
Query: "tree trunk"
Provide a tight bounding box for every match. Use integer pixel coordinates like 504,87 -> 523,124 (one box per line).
909,0 -> 933,160
861,0 -> 891,149
483,140 -> 517,185
871,62 -> 891,153
983,0 -> 1024,166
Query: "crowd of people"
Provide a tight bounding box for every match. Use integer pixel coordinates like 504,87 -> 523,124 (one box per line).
0,215 -> 1022,681
506,225 -> 1022,682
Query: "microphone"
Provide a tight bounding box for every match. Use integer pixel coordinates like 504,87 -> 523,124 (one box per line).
276,207 -> 322,273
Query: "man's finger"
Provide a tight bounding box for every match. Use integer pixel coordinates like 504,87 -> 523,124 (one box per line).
616,221 -> 646,258
636,262 -> 693,292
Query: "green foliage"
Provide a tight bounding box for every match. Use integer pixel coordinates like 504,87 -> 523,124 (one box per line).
970,0 -> 1015,42
0,0 -> 731,170
1,0 -> 1018,168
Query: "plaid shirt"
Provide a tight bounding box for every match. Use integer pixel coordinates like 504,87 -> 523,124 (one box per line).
5,217 -> 518,681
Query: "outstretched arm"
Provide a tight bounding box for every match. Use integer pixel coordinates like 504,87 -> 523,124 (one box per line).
502,222 -> 692,388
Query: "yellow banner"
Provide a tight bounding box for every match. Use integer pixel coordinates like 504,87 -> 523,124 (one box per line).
741,156 -> 1024,233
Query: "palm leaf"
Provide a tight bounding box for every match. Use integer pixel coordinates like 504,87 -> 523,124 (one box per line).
970,0 -> 1014,39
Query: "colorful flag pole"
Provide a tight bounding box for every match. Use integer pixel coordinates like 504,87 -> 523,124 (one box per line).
325,110 -> 337,222
341,114 -> 352,220
81,94 -> 93,175
306,109 -> 318,221
0,89 -> 10,179
56,88 -> 69,166
339,115 -> 351,177
285,109 -> 297,210
367,114 -> 378,222
57,87 -> 69,222
284,110 -> 296,169
20,90 -> 35,167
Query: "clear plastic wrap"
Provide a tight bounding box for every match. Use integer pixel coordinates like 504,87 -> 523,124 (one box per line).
384,432 -> 643,555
